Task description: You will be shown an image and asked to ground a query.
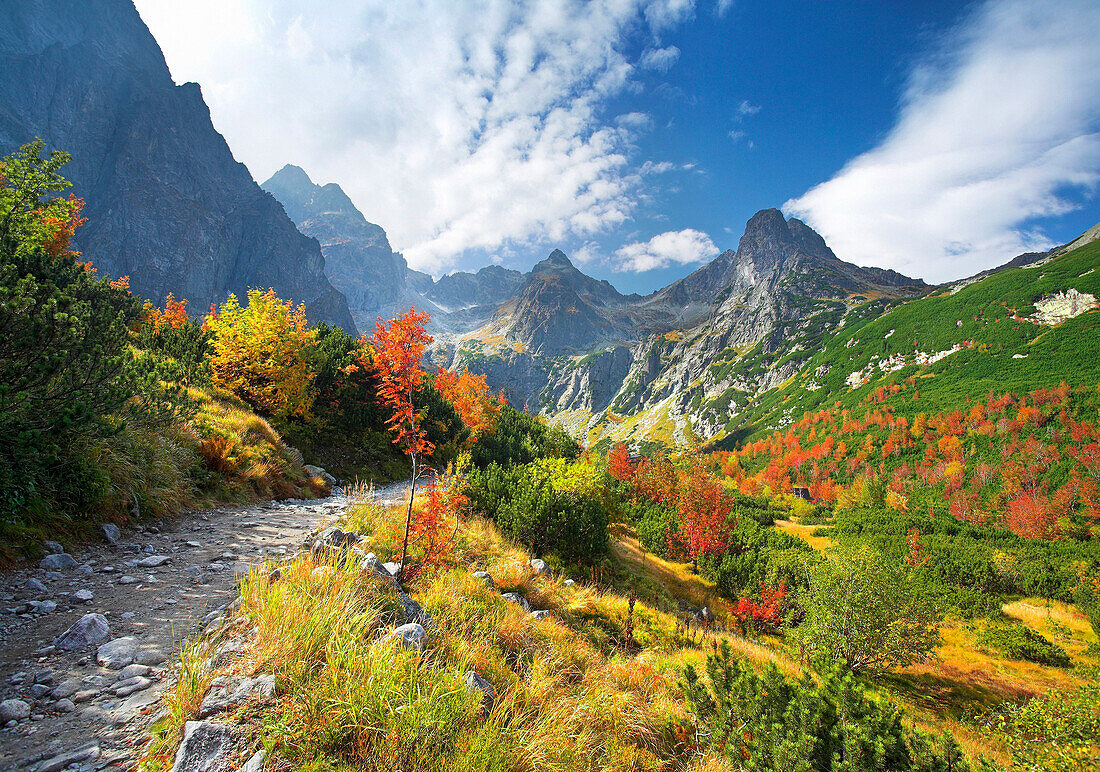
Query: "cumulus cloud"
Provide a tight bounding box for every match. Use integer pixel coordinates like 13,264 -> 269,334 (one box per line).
614,228 -> 717,271
785,0 -> 1100,283
641,45 -> 681,72
133,0 -> 698,272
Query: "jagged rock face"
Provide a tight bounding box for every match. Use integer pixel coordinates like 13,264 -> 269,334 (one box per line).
425,265 -> 525,312
0,0 -> 355,332
454,210 -> 925,441
263,164 -> 420,331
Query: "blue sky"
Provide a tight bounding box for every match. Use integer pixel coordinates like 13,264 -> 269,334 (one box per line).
136,0 -> 1100,293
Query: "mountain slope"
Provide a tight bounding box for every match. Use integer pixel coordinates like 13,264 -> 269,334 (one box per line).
715,235 -> 1100,447
0,0 -> 355,331
262,164 -> 422,331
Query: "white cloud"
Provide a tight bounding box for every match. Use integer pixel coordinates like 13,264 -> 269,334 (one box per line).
641,45 -> 680,72
132,0 -> 698,272
728,99 -> 759,144
785,0 -> 1100,283
714,0 -> 734,18
614,228 -> 717,271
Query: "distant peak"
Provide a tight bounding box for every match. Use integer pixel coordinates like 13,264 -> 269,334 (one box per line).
547,248 -> 572,265
266,164 -> 313,188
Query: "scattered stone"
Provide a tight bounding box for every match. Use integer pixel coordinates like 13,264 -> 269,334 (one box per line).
464,671 -> 495,715
51,678 -> 82,699
54,613 -> 110,650
383,561 -> 403,578
76,564 -> 94,575
185,566 -> 208,585
117,576 -> 138,585
72,589 -> 94,603
185,541 -> 202,548
71,689 -> 98,704
53,698 -> 76,714
29,600 -> 57,614
24,578 -> 49,595
197,674 -> 276,719
112,675 -> 153,697
97,636 -> 138,669
136,554 -> 170,567
563,579 -> 576,587
388,622 -> 427,652
310,526 -> 358,557
101,523 -> 122,546
33,669 -> 54,685
529,558 -> 550,576
239,749 -> 266,772
39,553 -> 77,571
268,568 -> 282,582
118,663 -> 152,680
310,566 -> 334,581
360,552 -> 388,577
472,571 -> 495,587
29,683 -> 52,698
530,610 -> 552,621
169,721 -> 236,772
501,592 -> 531,612
32,743 -> 99,772
0,698 -> 31,723
44,540 -> 64,554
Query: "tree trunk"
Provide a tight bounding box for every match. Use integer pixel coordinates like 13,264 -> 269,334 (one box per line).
398,452 -> 417,583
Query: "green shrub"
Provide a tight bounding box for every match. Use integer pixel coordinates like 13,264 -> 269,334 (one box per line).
682,640 -> 972,772
977,621 -> 1070,667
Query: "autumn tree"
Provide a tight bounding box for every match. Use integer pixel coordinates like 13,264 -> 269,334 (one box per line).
372,309 -> 434,580
433,367 -> 500,443
204,288 -> 317,419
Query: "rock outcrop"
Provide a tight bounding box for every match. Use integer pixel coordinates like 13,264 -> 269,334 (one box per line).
0,0 -> 355,332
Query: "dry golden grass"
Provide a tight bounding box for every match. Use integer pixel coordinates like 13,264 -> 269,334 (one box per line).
1003,597 -> 1100,657
774,519 -> 833,551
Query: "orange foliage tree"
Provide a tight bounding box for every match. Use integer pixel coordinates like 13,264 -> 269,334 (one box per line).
372,309 -> 434,580
204,288 -> 317,419
433,367 -> 501,443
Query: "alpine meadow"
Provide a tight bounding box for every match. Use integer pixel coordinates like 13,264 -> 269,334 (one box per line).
0,2 -> 1098,772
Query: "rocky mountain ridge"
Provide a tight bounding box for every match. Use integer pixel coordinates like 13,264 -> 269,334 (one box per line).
0,0 -> 355,331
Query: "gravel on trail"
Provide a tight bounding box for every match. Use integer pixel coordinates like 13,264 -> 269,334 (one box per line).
0,479 -> 411,771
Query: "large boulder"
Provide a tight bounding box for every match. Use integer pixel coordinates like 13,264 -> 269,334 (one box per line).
169,721 -> 236,772
39,553 -> 76,571
54,613 -> 110,651
310,527 -> 358,557
197,674 -> 276,719
529,558 -> 551,577
0,698 -> 31,723
304,465 -> 337,487
97,637 -> 138,669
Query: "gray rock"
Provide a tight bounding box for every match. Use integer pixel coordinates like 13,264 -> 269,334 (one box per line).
33,669 -> 54,685
530,610 -> 552,621
44,540 -> 64,554
39,553 -> 76,571
197,674 -> 276,719
304,465 -> 337,487
24,578 -> 49,595
464,671 -> 495,715
185,566 -> 208,585
32,743 -> 99,772
54,613 -> 110,650
472,571 -> 495,587
240,750 -> 265,772
117,575 -> 138,585
51,678 -> 82,699
0,698 -> 31,723
97,636 -> 138,669
501,592 -> 531,612
53,699 -> 76,714
383,562 -> 403,578
529,558 -> 550,576
71,689 -> 98,704
30,599 -> 57,614
72,589 -> 94,603
169,721 -> 236,772
101,523 -> 122,546
112,675 -> 153,697
388,623 -> 427,652
29,683 -> 52,698
136,554 -> 170,567
563,579 -> 576,587
311,526 -> 358,557
360,552 -> 387,576
118,664 -> 152,680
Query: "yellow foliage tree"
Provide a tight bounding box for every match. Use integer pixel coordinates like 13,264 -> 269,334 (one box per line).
204,288 -> 317,419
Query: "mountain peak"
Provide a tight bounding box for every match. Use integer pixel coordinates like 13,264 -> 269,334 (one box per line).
545,249 -> 573,267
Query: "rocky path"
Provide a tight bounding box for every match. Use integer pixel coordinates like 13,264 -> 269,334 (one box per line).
0,481 -> 410,772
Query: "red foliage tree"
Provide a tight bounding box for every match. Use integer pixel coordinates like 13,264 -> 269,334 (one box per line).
372,309 -> 434,580
675,464 -> 732,570
433,367 -> 501,443
608,442 -> 636,482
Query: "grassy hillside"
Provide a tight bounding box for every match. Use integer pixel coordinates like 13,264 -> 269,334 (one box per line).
718,239 -> 1100,441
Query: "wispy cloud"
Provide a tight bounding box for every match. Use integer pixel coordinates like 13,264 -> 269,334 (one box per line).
614,228 -> 717,271
641,45 -> 681,72
785,0 -> 1100,283
729,98 -> 760,144
134,0 -> 699,272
